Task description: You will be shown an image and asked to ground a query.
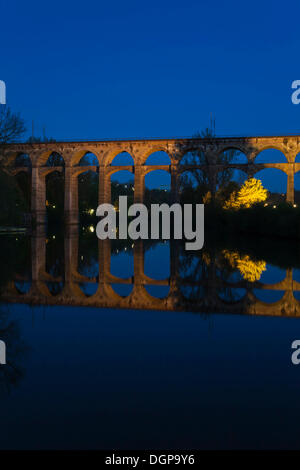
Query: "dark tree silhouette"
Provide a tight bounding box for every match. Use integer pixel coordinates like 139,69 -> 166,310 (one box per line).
0,106 -> 26,143
180,128 -> 236,195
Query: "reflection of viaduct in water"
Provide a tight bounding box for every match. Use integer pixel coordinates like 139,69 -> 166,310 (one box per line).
2,227 -> 300,317
1,135 -> 300,222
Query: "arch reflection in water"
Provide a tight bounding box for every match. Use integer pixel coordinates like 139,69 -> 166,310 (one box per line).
2,229 -> 300,317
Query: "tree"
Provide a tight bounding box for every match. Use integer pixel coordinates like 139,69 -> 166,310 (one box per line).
0,107 -> 27,225
222,249 -> 267,282
0,170 -> 26,225
0,106 -> 26,143
224,178 -> 268,209
179,127 -> 237,202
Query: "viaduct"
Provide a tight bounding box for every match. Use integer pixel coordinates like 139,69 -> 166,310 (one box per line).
2,228 -> 300,317
1,135 -> 300,223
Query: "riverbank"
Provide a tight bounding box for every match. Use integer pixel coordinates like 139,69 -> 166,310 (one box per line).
205,203 -> 300,241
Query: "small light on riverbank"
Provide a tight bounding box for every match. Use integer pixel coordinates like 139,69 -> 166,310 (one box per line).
294,204 -> 297,208
264,203 -> 268,206
273,205 -> 277,208
89,226 -> 94,233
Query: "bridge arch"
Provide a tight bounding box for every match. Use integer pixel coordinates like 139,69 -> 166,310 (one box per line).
111,284 -> 133,298
45,151 -> 65,168
253,289 -> 285,303
110,168 -> 134,207
76,151 -> 99,167
144,150 -> 171,165
110,151 -> 134,166
44,154 -> 65,219
145,285 -> 170,299
253,168 -> 287,201
46,164 -> 65,222
144,169 -> 170,204
69,149 -> 100,166
178,168 -> 205,187
254,148 -> 288,163
102,149 -> 135,166
140,147 -> 171,165
78,168 -> 99,219
217,147 -> 248,164
34,150 -> 62,167
179,148 -> 206,165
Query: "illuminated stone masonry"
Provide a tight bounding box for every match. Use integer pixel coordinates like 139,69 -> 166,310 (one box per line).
1,227 -> 300,317
1,135 -> 300,223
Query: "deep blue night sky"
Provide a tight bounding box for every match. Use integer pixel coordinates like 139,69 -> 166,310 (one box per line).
1,0 -> 300,190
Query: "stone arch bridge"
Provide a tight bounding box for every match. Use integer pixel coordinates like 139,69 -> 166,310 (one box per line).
1,135 -> 300,223
2,228 -> 300,317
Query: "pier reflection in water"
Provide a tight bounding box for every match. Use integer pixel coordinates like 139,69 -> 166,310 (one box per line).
2,227 -> 300,317
2,230 -> 300,449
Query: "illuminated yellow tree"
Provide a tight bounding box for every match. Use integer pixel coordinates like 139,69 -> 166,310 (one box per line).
224,178 -> 268,209
222,250 -> 266,282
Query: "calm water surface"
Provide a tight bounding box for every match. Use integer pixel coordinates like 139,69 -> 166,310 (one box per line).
1,230 -> 300,449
